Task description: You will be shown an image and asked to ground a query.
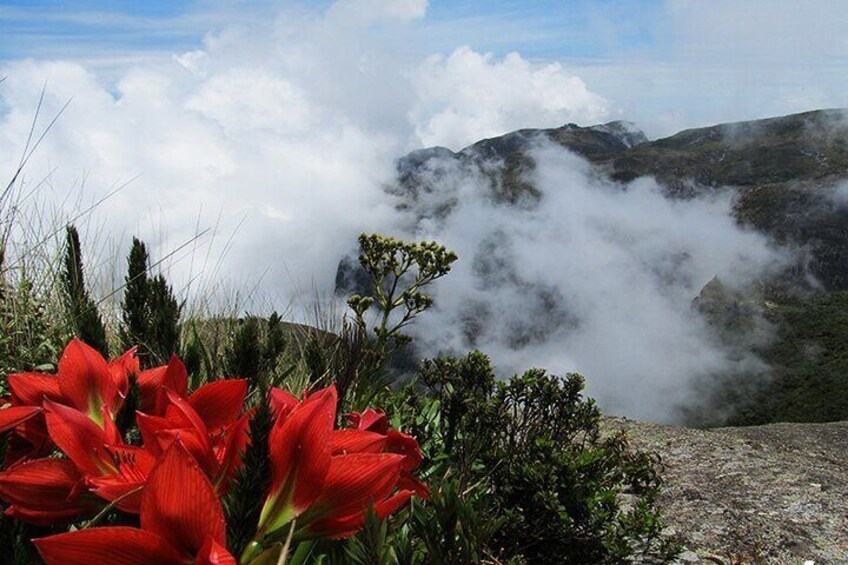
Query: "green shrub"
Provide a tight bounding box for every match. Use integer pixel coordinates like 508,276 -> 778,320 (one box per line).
386,352 -> 678,564
61,225 -> 108,356
119,237 -> 182,366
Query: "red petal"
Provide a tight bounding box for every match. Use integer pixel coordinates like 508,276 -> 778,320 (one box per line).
0,406 -> 42,433
160,355 -> 188,396
90,446 -> 156,513
137,356 -> 188,413
135,411 -> 173,457
386,430 -> 423,471
4,416 -> 51,466
213,411 -> 251,495
101,405 -> 123,445
308,489 -> 414,539
348,408 -> 388,434
189,379 -> 247,430
264,386 -> 336,527
308,453 -> 404,520
161,390 -> 217,473
43,400 -> 117,477
7,373 -> 62,406
109,347 -> 139,401
137,365 -> 166,411
196,536 -> 237,565
58,338 -> 118,418
331,429 -> 388,455
398,470 -> 430,500
269,388 -> 299,418
34,527 -> 187,565
154,428 -> 219,478
5,504 -> 93,527
141,441 -> 227,556
0,457 -> 86,510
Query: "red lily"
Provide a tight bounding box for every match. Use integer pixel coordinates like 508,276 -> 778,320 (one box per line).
347,408 -> 430,499
0,398 -> 153,522
0,339 -> 138,465
37,399 -> 150,513
255,386 -> 336,539
244,385 -> 425,561
0,404 -> 42,434
136,355 -> 188,415
135,380 -> 249,493
34,440 -> 236,565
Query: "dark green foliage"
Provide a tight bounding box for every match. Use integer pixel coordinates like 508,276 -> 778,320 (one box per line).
708,290 -> 848,426
118,237 -> 182,366
181,327 -> 205,388
303,334 -> 328,384
225,389 -> 273,556
264,312 -> 287,370
390,352 -> 677,564
408,480 -> 504,564
61,225 -> 108,356
115,377 -> 139,443
0,514 -> 44,564
417,352 -> 496,465
340,233 -> 457,408
339,507 -> 398,565
119,237 -> 150,360
225,317 -> 262,387
0,273 -> 64,380
145,274 -> 181,364
328,319 -> 384,416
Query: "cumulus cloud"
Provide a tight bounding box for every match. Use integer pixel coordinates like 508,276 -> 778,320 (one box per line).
410,46 -> 610,149
0,1 -> 611,305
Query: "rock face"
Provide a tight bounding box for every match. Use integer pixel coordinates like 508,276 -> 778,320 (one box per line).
604,417 -> 848,564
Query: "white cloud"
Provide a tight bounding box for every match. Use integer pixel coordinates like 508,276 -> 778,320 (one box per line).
1,2 -> 611,306
410,46 -> 610,149
403,141 -> 789,421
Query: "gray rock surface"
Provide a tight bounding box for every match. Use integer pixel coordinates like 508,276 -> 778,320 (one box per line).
603,417 -> 848,564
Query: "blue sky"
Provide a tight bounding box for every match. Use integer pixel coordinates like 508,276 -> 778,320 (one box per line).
0,1 -> 659,64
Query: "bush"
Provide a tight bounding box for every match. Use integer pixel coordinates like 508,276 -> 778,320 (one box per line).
386,352 -> 678,564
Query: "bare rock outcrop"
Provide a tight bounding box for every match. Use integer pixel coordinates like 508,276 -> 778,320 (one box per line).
605,417 -> 848,564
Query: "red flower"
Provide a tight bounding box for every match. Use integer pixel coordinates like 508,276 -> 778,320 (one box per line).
245,385 -> 426,559
135,380 -> 249,493
34,441 -> 236,565
348,408 -> 389,434
257,386 -> 336,537
136,355 -> 188,415
0,339 -> 138,465
347,408 -> 429,499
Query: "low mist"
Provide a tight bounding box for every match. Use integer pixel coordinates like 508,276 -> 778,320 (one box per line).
392,140 -> 791,422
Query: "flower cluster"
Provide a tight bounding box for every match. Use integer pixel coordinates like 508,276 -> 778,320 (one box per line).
0,338 -> 426,564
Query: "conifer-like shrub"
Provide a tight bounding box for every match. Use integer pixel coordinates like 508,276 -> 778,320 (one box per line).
119,237 -> 182,366
61,225 -> 108,356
